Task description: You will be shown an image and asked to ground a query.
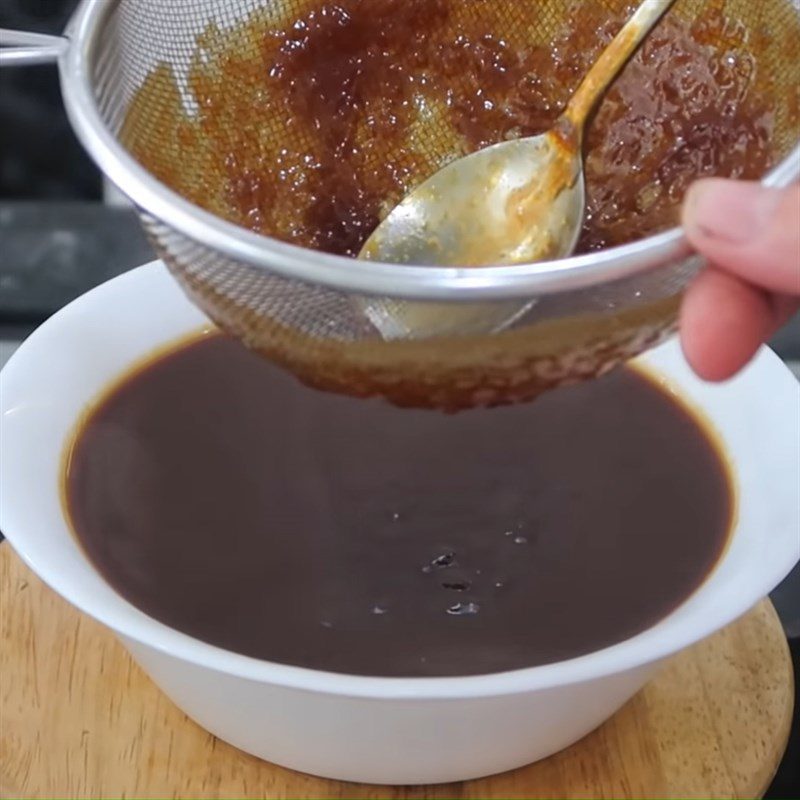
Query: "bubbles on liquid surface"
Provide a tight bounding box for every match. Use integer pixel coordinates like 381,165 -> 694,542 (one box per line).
441,580 -> 471,592
422,551 -> 455,572
446,601 -> 480,616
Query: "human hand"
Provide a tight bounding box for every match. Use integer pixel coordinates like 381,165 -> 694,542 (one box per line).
680,179 -> 800,381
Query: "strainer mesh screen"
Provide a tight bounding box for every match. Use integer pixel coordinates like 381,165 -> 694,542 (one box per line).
90,0 -> 799,409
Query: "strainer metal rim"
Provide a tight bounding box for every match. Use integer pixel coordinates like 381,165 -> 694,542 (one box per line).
61,0 -> 800,302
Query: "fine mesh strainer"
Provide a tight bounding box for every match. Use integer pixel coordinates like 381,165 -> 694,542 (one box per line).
2,0 -> 799,411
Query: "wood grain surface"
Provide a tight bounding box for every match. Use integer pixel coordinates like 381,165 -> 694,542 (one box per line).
0,544 -> 793,799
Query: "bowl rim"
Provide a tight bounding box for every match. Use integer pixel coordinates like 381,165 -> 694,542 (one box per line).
58,0 -> 800,301
1,261 -> 799,700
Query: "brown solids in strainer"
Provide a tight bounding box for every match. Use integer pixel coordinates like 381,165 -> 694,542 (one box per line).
122,0 -> 776,258
118,0 -> 797,412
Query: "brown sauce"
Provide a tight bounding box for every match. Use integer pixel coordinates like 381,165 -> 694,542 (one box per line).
65,334 -> 732,677
122,0 -> 780,259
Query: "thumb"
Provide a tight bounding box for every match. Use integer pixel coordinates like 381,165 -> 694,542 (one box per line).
682,179 -> 800,296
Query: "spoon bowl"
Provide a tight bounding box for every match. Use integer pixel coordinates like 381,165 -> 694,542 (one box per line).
361,127 -> 585,268
357,129 -> 585,338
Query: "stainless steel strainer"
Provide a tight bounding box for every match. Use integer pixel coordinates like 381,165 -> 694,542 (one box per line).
2,0 -> 799,410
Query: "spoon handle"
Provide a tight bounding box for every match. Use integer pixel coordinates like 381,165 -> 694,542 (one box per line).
563,0 -> 678,133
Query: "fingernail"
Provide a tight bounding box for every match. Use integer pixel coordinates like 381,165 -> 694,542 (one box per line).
683,180 -> 782,244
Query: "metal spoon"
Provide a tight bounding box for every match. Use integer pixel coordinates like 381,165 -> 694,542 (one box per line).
357,0 -> 677,339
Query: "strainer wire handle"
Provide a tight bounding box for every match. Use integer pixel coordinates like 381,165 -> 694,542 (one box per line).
0,29 -> 67,67
563,0 -> 678,133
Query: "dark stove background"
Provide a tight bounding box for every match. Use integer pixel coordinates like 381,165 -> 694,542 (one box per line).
1,2 -> 798,795
1,0 -> 101,201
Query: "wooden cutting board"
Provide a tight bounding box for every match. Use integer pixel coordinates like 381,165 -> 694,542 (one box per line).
0,544 -> 793,799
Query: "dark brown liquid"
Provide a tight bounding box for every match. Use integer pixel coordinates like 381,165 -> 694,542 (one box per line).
122,0 -> 779,259
66,334 -> 732,677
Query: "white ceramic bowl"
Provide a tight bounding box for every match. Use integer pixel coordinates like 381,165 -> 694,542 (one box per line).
1,261 -> 798,785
